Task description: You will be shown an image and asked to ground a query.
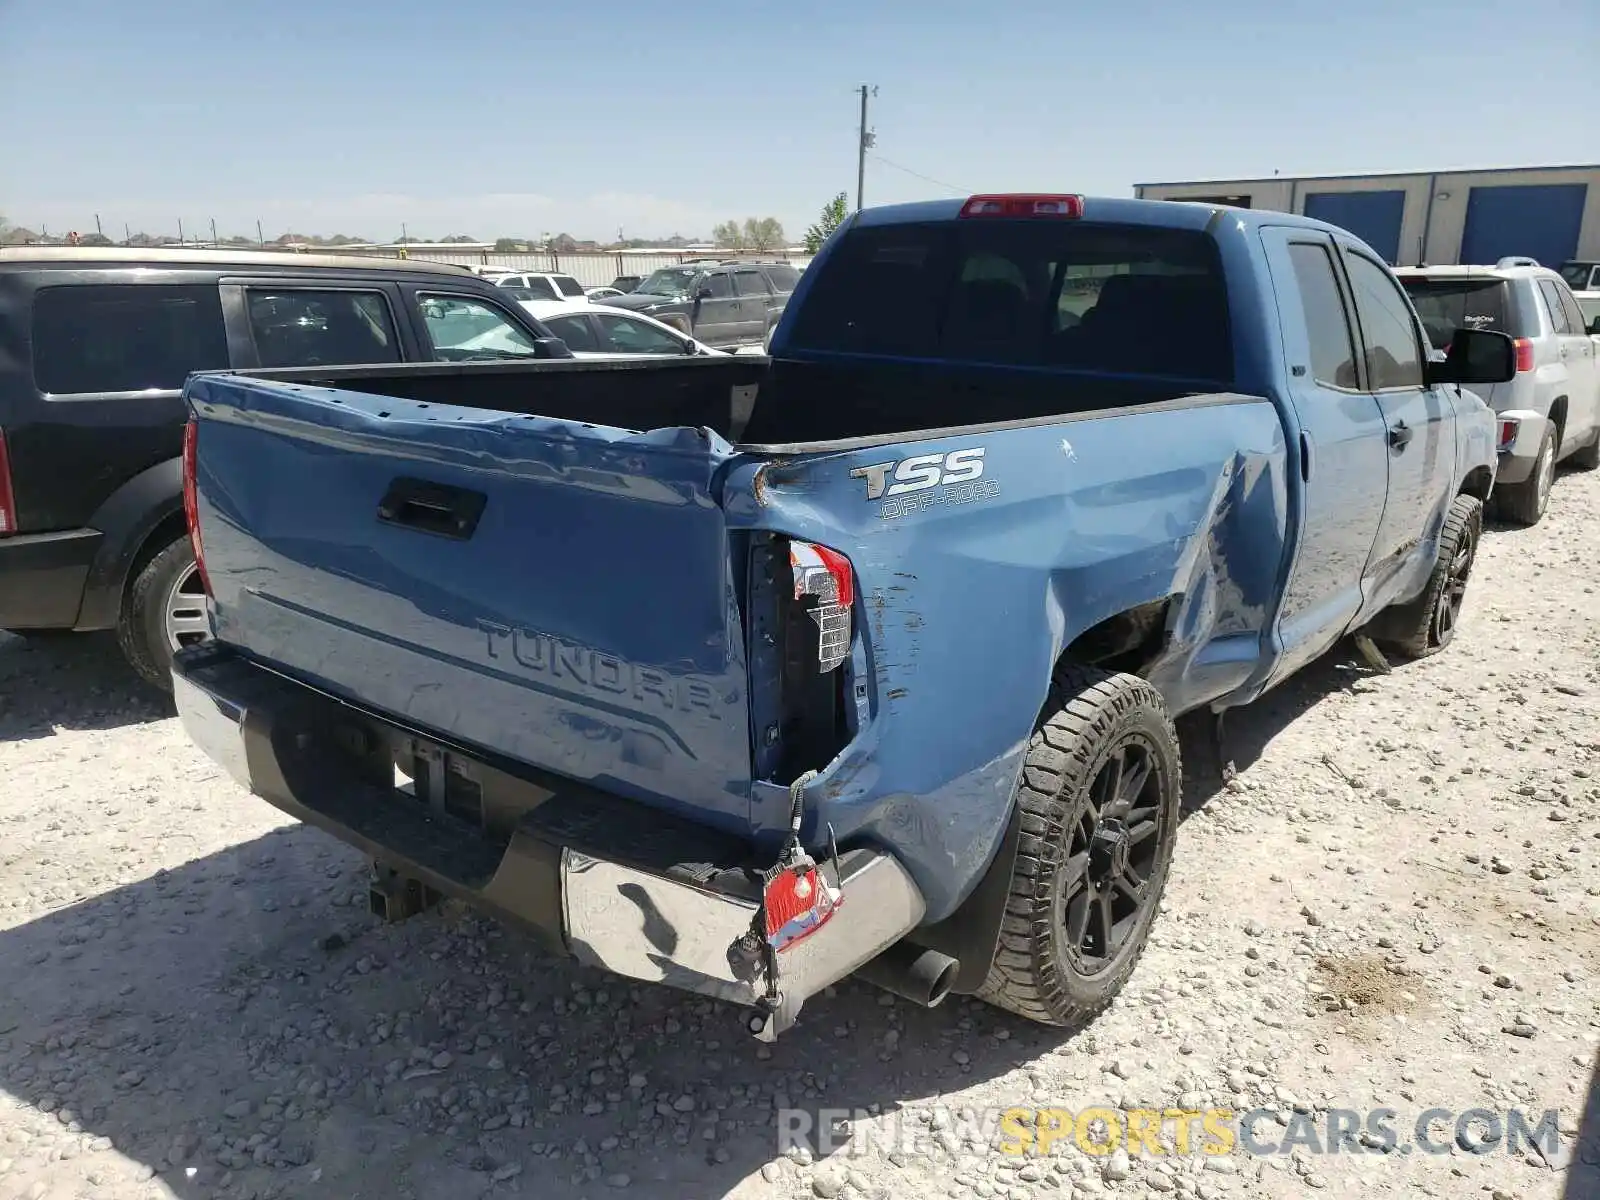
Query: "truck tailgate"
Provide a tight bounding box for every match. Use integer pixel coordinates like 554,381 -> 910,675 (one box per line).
187,375 -> 754,832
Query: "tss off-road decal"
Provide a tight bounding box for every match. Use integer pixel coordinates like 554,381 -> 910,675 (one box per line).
850,448 -> 1000,519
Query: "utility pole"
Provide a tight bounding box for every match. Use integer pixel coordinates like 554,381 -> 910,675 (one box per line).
94,213 -> 103,237
856,84 -> 877,212
210,218 -> 218,246
124,222 -> 130,244
257,219 -> 264,247
177,217 -> 184,244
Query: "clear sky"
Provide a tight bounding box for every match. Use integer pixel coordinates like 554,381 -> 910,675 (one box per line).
3,0 -> 1596,243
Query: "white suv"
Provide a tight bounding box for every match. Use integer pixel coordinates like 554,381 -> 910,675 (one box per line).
1397,260 -> 1600,524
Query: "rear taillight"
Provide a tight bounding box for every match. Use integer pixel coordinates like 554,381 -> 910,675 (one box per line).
959,193 -> 1084,219
789,540 -> 853,672
1497,419 -> 1519,452
1513,337 -> 1535,373
182,418 -> 210,594
0,428 -> 16,537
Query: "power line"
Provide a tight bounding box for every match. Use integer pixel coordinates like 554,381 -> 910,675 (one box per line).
867,153 -> 968,197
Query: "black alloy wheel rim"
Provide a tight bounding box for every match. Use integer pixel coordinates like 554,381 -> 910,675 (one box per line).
1057,734 -> 1170,975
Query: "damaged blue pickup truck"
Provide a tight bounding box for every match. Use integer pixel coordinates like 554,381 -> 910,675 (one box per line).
173,194 -> 1514,1039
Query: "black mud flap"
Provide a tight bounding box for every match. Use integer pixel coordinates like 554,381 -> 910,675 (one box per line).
897,801 -> 1022,994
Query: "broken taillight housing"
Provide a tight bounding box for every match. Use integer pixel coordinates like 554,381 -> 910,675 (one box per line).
788,540 -> 853,673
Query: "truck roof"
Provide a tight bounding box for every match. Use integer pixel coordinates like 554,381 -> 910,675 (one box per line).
851,194 -> 1369,242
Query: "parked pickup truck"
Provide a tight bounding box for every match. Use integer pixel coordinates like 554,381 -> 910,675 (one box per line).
172,194 -> 1514,1040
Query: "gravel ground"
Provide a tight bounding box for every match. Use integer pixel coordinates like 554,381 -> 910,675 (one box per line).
1,467 -> 1597,1200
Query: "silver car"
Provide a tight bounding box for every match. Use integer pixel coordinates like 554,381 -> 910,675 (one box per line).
1398,260 -> 1600,524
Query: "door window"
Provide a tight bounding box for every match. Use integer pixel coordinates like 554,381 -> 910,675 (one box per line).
541,313 -> 600,352
733,271 -> 769,297
32,284 -> 229,394
246,289 -> 400,367
417,294 -> 543,360
700,273 -> 734,299
1286,243 -> 1360,389
762,265 -> 800,291
595,313 -> 688,354
1343,253 -> 1424,389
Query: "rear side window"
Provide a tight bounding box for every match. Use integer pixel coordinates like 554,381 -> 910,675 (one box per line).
553,275 -> 586,298
786,221 -> 1232,382
763,265 -> 800,291
32,283 -> 228,394
1399,278 -> 1510,349
246,289 -> 401,368
1553,282 -> 1588,334
1537,279 -> 1574,335
541,313 -> 600,352
1286,243 -> 1359,389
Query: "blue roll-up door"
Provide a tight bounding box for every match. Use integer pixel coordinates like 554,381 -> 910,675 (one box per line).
1303,191 -> 1407,264
1458,184 -> 1588,267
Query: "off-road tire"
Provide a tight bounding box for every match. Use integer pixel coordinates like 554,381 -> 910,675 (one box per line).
1496,426 -> 1556,525
976,664 -> 1182,1027
117,536 -> 199,692
1570,429 -> 1600,471
1371,493 -> 1482,661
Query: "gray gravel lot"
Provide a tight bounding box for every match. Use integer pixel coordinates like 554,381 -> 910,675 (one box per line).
1,467 -> 1597,1200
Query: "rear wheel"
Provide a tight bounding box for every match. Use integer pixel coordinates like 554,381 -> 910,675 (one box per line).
977,664 -> 1182,1027
117,536 -> 209,691
1371,493 -> 1481,661
1496,426 -> 1556,525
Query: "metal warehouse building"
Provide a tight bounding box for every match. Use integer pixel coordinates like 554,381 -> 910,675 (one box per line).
1134,165 -> 1600,269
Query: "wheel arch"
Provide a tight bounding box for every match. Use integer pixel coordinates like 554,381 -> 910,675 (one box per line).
898,598 -> 1177,994
74,458 -> 185,631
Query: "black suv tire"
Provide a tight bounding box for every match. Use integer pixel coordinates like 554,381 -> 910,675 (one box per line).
117,536 -> 206,691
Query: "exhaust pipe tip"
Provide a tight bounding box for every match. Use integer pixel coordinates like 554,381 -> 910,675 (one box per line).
854,941 -> 959,1009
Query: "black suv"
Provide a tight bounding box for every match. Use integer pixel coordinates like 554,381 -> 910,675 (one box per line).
599,260 -> 801,347
0,247 -> 570,689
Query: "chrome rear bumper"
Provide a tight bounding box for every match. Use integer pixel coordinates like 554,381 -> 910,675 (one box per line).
173,647 -> 925,1039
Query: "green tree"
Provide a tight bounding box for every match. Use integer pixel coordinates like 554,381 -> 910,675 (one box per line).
804,193 -> 849,253
742,217 -> 785,252
493,237 -> 525,252
712,220 -> 744,250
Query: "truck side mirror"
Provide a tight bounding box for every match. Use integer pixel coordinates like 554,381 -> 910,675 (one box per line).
1426,328 -> 1515,387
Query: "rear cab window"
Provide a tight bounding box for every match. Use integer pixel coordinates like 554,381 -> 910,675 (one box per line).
1398,277 -> 1512,351
32,283 -> 229,394
553,275 -> 586,298
785,220 -> 1232,383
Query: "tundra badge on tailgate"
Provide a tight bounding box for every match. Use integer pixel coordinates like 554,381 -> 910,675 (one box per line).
850,447 -> 1000,520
